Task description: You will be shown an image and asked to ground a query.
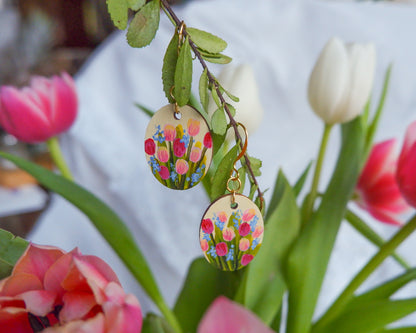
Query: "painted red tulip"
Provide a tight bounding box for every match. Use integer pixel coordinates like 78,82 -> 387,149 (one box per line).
216,242 -> 228,257
201,219 -> 214,234
145,138 -> 156,155
242,208 -> 256,222
241,254 -> 254,266
397,121 -> 416,208
238,222 -> 251,237
159,165 -> 170,180
200,239 -> 209,252
355,139 -> 410,225
0,244 -> 142,332
198,296 -> 274,333
203,132 -> 213,149
173,138 -> 186,157
252,226 -> 264,239
0,73 -> 77,143
164,124 -> 176,141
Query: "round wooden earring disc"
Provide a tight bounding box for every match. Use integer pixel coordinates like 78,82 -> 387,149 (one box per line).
144,104 -> 213,190
199,194 -> 264,271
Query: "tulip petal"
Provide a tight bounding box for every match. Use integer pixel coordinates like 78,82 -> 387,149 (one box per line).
60,292 -> 97,322
51,73 -> 78,135
397,141 -> 416,207
18,290 -> 56,316
0,86 -> 53,142
103,294 -> 143,333
0,309 -> 33,332
308,37 -> 350,124
198,296 -> 274,333
44,251 -> 76,298
13,244 -> 65,282
0,273 -> 42,296
43,313 -> 106,333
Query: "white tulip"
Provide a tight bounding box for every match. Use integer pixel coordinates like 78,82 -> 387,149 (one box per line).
208,64 -> 264,141
308,37 -> 376,125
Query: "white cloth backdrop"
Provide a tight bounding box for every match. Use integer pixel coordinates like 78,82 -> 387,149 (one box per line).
29,0 -> 416,325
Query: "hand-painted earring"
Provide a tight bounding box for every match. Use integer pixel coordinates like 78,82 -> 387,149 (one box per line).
144,102 -> 213,190
199,123 -> 264,271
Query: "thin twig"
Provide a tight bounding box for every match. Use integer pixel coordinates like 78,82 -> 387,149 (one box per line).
160,0 -> 264,209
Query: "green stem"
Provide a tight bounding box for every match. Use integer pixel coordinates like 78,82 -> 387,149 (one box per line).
346,209 -> 410,269
46,137 -> 73,181
303,124 -> 332,222
313,213 -> 416,332
157,298 -> 183,333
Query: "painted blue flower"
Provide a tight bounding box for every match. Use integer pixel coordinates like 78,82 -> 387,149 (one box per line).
149,156 -> 160,174
232,210 -> 242,229
207,246 -> 217,258
250,215 -> 259,232
170,170 -> 178,182
214,214 -> 225,231
203,233 -> 211,241
180,133 -> 190,148
226,247 -> 234,262
152,125 -> 165,144
251,238 -> 260,250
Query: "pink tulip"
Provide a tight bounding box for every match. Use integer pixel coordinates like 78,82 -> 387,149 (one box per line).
0,73 -> 77,143
222,227 -> 235,241
0,244 -> 142,332
252,226 -> 264,239
198,296 -> 274,333
187,118 -> 200,136
216,242 -> 228,257
190,147 -> 202,163
201,219 -> 214,234
238,223 -> 251,237
239,238 -> 250,251
217,211 -> 228,223
355,139 -> 410,225
200,239 -> 209,252
397,121 -> 416,208
164,124 -> 176,141
242,208 -> 256,222
241,254 -> 254,266
157,146 -> 169,163
175,159 -> 189,175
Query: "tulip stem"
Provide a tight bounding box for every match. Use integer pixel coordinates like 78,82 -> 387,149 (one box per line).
46,137 -> 73,181
158,299 -> 183,333
303,124 -> 332,223
313,213 -> 416,332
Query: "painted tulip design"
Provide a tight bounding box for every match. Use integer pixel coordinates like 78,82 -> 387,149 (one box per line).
164,124 -> 176,141
175,159 -> 189,175
216,242 -> 228,257
157,146 -> 169,163
355,139 -> 410,225
397,121 -> 416,208
145,138 -> 156,156
0,72 -> 78,143
252,226 -> 264,239
159,165 -> 170,180
217,211 -> 228,223
200,239 -> 209,252
187,118 -> 200,137
238,223 -> 251,237
242,208 -> 256,222
173,138 -> 186,157
308,37 -> 376,124
190,147 -> 202,163
239,238 -> 250,251
0,244 -> 142,332
241,254 -> 254,266
222,227 -> 236,241
201,218 -> 214,234
203,132 -> 213,149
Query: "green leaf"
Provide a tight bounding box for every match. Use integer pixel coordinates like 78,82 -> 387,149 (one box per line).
142,314 -> 175,333
243,171 -> 300,324
211,108 -> 227,136
186,27 -> 227,54
0,152 -> 164,309
106,0 -> 129,30
135,103 -> 155,117
211,88 -> 222,109
128,0 -> 146,11
219,85 -> 239,103
174,258 -> 243,333
317,298 -> 416,333
162,32 -> 179,103
199,69 -> 209,112
0,228 -> 28,279
226,103 -> 236,117
210,145 -> 238,200
247,155 -> 262,177
376,328 -> 416,333
237,166 -> 246,194
126,0 -> 160,48
200,50 -> 232,64
285,117 -> 365,333
174,35 -> 193,106
293,161 -> 312,198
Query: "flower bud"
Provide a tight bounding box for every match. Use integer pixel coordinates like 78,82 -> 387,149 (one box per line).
308,37 -> 376,124
0,72 -> 77,143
